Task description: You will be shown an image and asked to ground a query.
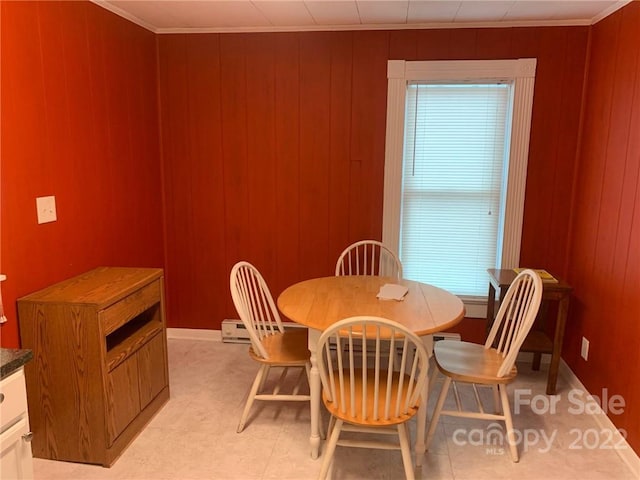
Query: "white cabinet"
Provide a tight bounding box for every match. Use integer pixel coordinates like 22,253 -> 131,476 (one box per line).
0,367 -> 33,480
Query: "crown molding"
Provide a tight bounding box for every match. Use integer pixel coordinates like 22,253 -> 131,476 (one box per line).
155,18 -> 593,35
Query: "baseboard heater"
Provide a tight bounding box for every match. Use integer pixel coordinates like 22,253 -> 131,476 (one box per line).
221,319 -> 306,343
433,332 -> 461,342
222,318 -> 460,344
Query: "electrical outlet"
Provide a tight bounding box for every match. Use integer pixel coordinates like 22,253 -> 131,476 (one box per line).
581,337 -> 589,361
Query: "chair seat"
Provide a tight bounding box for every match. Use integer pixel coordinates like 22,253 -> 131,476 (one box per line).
249,328 -> 310,365
323,369 -> 419,427
434,340 -> 517,384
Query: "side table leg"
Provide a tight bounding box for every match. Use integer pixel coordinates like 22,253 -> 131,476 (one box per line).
486,283 -> 497,334
532,353 -> 542,371
546,296 -> 569,395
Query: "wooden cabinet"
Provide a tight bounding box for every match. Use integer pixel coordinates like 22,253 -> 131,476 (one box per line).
1,368 -> 34,480
17,267 -> 169,466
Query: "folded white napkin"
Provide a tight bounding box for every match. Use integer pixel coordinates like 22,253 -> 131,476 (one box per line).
376,283 -> 409,301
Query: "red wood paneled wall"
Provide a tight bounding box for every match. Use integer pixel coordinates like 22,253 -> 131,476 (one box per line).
0,1 -> 163,348
157,27 -> 589,331
565,2 -> 640,454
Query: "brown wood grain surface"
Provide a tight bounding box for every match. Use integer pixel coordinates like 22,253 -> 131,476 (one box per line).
17,268 -> 169,466
278,275 -> 464,336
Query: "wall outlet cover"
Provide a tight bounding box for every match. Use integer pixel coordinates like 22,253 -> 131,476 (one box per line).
36,196 -> 57,224
581,337 -> 589,361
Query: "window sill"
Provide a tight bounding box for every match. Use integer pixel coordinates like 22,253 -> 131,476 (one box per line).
460,297 -> 488,319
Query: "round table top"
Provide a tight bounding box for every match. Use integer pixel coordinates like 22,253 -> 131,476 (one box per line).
277,275 -> 465,336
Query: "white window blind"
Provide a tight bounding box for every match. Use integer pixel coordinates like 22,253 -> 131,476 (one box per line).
400,83 -> 512,297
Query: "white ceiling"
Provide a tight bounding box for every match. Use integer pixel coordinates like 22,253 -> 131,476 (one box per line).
93,0 -> 631,34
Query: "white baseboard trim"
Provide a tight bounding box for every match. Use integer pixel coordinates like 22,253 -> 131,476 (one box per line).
559,359 -> 639,478
167,328 -> 221,342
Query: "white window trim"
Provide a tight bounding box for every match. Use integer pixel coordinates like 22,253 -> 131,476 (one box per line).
382,59 -> 537,318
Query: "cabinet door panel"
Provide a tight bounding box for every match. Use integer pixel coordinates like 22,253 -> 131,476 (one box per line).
0,369 -> 28,432
0,418 -> 34,480
137,333 -> 168,408
106,359 -> 140,445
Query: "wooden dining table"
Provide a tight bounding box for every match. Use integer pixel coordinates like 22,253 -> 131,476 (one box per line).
277,275 -> 465,464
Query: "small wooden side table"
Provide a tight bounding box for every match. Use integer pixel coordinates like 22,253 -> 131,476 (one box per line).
486,268 -> 572,395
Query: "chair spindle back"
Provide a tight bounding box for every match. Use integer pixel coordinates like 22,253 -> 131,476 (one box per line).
230,261 -> 283,360
485,269 -> 543,377
335,240 -> 403,279
318,316 -> 428,424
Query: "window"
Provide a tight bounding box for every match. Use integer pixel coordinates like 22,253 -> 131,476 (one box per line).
382,59 -> 536,317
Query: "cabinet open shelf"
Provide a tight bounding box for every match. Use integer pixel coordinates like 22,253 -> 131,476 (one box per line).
106,304 -> 162,371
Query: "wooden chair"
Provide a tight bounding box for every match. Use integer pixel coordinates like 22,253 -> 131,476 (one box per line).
335,240 -> 403,279
230,261 -> 311,433
316,316 -> 429,480
425,269 -> 543,462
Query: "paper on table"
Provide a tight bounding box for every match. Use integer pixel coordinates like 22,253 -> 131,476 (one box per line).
376,283 -> 409,301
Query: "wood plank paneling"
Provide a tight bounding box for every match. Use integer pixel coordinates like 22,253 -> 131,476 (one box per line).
1,1 -> 163,347
388,30 -> 418,60
245,34 -> 278,275
415,29 -> 453,59
349,31 -> 389,241
157,34 -> 193,326
185,34 -> 226,326
1,1 -> 49,307
220,34 -> 251,280
550,28 -> 589,270
273,33 -> 301,295
157,26 -> 592,334
566,1 -> 640,454
475,28 -> 512,59
327,32 -> 354,270
298,33 -> 332,278
521,27 -> 582,270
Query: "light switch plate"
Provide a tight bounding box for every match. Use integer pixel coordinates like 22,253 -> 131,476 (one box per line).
36,196 -> 57,224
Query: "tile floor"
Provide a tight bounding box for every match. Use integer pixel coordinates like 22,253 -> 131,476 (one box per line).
33,338 -> 637,479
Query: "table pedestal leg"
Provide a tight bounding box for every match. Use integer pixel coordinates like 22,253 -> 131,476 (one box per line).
308,329 -> 321,459
415,334 -> 434,467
